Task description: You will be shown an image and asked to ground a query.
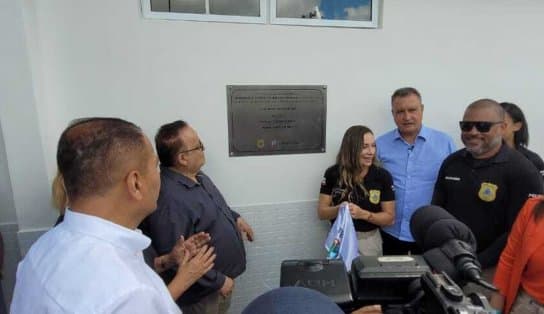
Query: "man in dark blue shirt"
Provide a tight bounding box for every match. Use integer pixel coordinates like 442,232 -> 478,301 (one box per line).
141,120 -> 254,314
432,99 -> 543,296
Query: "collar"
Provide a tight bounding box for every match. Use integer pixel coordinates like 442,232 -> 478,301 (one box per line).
161,166 -> 202,188
461,142 -> 510,164
393,125 -> 429,143
365,164 -> 379,181
62,209 -> 150,254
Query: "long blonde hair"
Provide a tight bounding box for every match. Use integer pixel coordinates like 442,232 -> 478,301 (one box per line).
336,126 -> 377,200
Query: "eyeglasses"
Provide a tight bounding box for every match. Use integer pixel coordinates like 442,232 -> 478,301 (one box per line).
178,141 -> 205,154
459,121 -> 502,133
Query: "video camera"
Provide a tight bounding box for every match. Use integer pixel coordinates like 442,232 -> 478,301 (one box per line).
280,205 -> 498,313
280,256 -> 495,314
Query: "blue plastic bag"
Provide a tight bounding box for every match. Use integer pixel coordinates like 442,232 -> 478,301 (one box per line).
324,202 -> 360,271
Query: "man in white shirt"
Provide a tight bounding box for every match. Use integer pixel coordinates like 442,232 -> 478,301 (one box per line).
11,118 -> 214,313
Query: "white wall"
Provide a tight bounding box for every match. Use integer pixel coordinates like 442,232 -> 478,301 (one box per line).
22,0 -> 544,212
3,0 -> 544,310
0,0 -> 52,305
0,128 -> 16,224
0,0 -> 54,230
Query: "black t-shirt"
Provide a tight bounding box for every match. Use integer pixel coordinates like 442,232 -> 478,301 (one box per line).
432,145 -> 544,268
518,145 -> 544,177
320,164 -> 395,232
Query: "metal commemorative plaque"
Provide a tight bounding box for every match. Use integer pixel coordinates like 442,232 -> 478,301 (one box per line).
227,85 -> 327,156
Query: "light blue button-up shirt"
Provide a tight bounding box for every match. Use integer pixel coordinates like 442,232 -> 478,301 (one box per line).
376,125 -> 455,241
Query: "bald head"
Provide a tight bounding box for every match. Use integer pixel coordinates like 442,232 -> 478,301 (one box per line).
461,99 -> 506,159
465,98 -> 505,121
57,118 -> 148,202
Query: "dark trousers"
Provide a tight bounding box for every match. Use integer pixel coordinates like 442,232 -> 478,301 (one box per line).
380,230 -> 422,255
181,291 -> 232,314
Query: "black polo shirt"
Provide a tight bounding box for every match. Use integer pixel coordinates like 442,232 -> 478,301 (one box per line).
320,164 -> 395,232
432,144 -> 543,268
140,167 -> 246,306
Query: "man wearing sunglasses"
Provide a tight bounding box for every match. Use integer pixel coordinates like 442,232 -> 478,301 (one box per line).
141,120 -> 254,314
432,99 -> 543,293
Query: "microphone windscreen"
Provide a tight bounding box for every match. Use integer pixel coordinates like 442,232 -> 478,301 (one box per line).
410,205 -> 477,252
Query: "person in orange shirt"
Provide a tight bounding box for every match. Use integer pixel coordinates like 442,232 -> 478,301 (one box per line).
491,195 -> 544,313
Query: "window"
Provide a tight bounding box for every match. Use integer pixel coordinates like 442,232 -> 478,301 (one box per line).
142,0 -> 267,24
141,0 -> 380,28
271,0 -> 379,28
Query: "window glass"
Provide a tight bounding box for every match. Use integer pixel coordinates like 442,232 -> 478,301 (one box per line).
171,0 -> 206,14
210,0 -> 260,16
276,0 -> 372,21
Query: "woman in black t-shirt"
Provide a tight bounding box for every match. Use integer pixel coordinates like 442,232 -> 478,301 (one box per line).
318,125 -> 395,256
500,102 -> 544,176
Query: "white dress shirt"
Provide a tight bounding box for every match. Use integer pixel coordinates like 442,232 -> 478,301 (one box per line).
11,209 -> 181,314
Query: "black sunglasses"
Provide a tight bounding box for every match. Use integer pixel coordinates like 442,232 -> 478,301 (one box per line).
459,121 -> 502,133
179,141 -> 205,154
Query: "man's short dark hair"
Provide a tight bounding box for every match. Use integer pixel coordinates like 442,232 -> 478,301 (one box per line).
155,120 -> 188,167
391,87 -> 421,104
57,118 -> 146,201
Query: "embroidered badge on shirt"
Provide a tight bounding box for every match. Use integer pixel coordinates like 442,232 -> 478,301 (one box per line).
369,190 -> 381,204
478,182 -> 498,202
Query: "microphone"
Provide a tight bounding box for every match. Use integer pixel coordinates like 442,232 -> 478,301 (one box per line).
410,205 -> 497,291
441,239 -> 497,291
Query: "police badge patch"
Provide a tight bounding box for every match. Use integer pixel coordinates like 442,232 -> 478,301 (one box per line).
369,190 -> 381,204
478,182 -> 498,202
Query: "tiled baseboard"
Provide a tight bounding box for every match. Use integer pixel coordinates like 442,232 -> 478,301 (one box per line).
229,200 -> 330,314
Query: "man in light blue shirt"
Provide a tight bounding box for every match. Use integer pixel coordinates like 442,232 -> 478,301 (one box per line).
376,87 -> 455,255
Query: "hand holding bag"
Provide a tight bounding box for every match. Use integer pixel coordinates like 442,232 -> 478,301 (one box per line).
324,203 -> 360,271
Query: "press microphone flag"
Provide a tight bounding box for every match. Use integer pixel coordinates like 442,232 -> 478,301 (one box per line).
324,203 -> 360,271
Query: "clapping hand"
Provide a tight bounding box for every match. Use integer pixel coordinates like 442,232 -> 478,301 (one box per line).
154,232 -> 211,272
177,245 -> 216,287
